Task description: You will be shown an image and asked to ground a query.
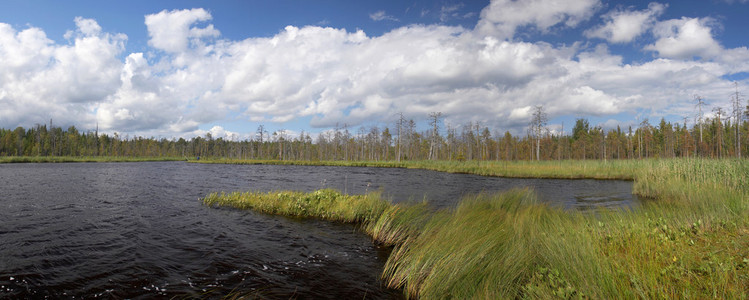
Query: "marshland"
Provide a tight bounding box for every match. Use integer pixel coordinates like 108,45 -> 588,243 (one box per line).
1,110 -> 747,298
4,0 -> 749,298
1,157 -> 746,298
202,158 -> 749,299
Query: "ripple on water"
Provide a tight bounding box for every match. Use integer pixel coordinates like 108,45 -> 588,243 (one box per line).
0,162 -> 636,298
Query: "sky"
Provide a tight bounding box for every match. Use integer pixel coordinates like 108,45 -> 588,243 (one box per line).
1,0 -> 748,140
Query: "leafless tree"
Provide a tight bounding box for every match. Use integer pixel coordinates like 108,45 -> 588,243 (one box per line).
395,112 -> 405,162
530,105 -> 547,161
731,82 -> 743,157
714,106 -> 726,158
256,124 -> 266,158
694,94 -> 706,144
428,112 -> 443,160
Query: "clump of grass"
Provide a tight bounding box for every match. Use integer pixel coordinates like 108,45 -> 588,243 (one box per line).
382,189 -> 546,298
382,187 -> 748,299
382,189 -> 622,299
365,202 -> 432,246
202,158 -> 749,299
203,189 -> 390,224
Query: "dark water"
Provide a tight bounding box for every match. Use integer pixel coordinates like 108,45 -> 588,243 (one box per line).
0,162 -> 638,298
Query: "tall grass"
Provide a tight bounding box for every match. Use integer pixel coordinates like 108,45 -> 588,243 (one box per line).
202,158 -> 749,299
365,202 -> 432,246
203,189 -> 389,224
383,189 -> 748,299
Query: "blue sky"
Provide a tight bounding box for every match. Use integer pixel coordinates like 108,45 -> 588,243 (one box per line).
1,0 -> 748,140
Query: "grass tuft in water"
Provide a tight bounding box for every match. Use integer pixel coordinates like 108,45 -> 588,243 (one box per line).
365,202 -> 432,246
201,158 -> 749,299
202,189 -> 390,224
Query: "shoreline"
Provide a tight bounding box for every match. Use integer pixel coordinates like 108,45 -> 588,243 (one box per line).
201,158 -> 749,298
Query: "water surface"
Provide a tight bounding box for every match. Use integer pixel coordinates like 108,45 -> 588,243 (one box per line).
0,162 -> 638,298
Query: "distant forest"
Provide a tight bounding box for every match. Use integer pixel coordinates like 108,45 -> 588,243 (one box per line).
2,106 -> 748,161
0,89 -> 749,161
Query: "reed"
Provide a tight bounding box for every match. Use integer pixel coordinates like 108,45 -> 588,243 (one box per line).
201,158 -> 749,299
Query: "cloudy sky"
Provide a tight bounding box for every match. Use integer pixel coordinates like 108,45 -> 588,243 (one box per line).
1,0 -> 748,140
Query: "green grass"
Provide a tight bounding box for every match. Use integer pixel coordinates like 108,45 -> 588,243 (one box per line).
190,158 -> 642,180
203,189 -> 390,224
0,156 -> 187,163
202,158 -> 749,298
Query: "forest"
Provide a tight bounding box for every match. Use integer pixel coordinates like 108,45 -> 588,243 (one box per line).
1,105 -> 748,161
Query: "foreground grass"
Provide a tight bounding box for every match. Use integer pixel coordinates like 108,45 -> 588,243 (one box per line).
202,158 -> 749,299
0,156 -> 187,163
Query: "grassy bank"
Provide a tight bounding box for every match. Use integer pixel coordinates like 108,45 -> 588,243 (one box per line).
190,158 -> 644,180
0,156 -> 187,163
202,158 -> 748,298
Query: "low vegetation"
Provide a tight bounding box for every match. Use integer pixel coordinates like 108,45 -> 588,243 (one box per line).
203,189 -> 389,224
191,158 -> 642,179
202,158 -> 749,299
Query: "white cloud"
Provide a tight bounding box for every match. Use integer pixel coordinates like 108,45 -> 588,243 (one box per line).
144,8 -> 219,53
2,5 -> 749,138
509,106 -> 532,121
72,16 -> 102,36
369,11 -> 398,22
476,0 -> 601,39
717,46 -> 749,72
584,2 -> 666,43
208,125 -> 239,140
645,17 -> 722,59
0,18 -> 125,129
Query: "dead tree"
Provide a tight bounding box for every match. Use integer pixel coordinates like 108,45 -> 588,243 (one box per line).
428,112 -> 443,160
530,105 -> 547,161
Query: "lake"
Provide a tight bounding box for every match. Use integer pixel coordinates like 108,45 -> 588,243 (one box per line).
0,162 -> 638,298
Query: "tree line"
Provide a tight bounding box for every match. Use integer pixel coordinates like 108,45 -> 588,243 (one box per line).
1,104 -> 747,161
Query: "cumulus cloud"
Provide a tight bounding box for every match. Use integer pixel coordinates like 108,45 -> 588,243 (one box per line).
144,8 -> 219,53
476,0 -> 601,38
206,125 -> 240,140
584,2 -> 666,43
645,17 -> 722,59
2,2 -> 749,138
70,16 -> 102,37
0,18 -> 125,129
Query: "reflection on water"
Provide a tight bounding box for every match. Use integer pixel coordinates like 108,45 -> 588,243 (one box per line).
0,162 -> 637,298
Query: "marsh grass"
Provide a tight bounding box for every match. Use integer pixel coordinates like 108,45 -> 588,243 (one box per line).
365,202 -> 432,246
191,158 -> 643,180
202,158 -> 749,299
380,188 -> 748,299
203,189 -> 390,224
